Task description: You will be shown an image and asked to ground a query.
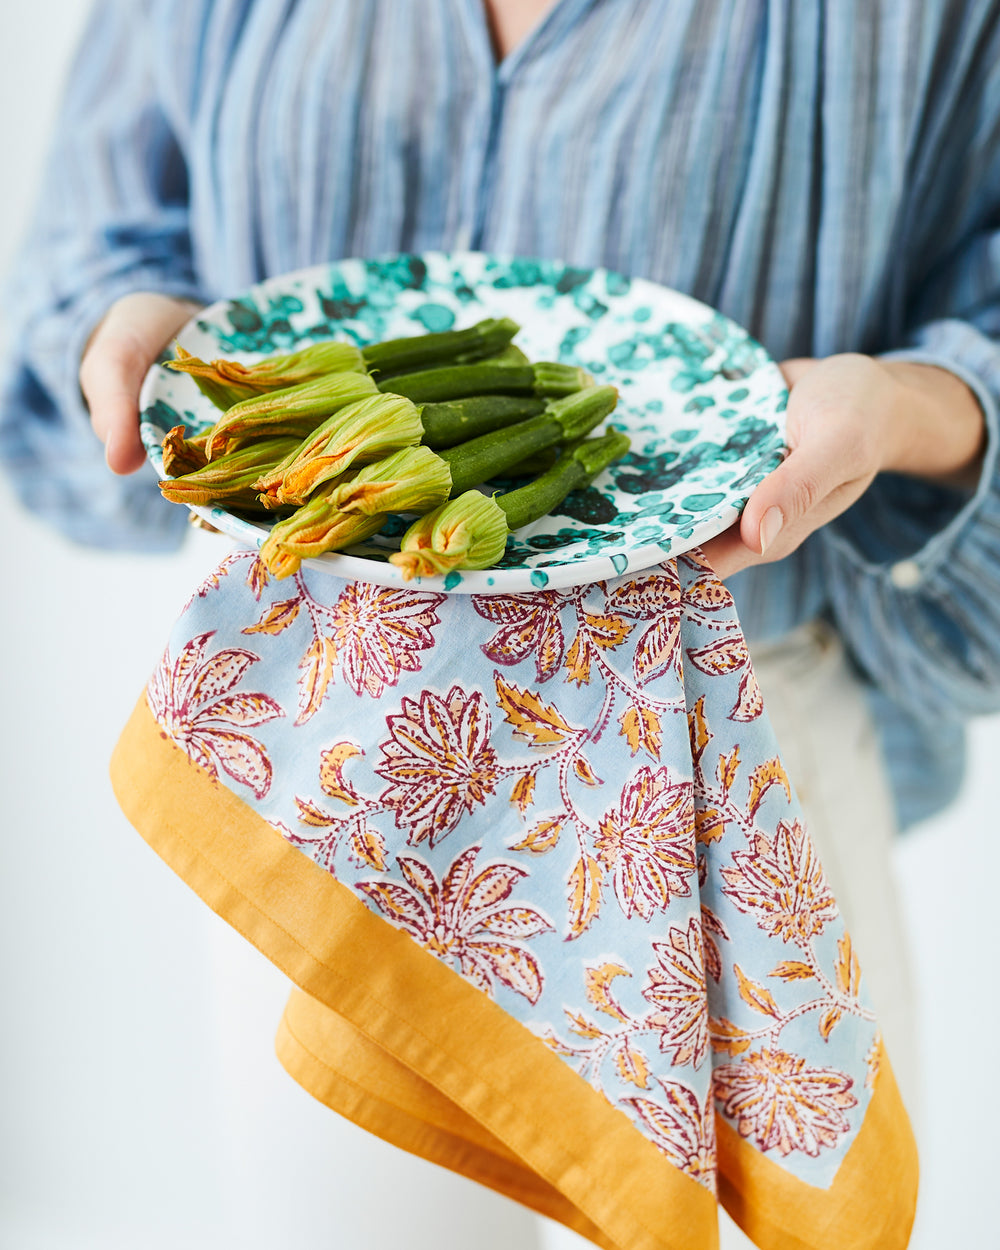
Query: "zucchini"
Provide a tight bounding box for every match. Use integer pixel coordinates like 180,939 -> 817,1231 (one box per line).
419,395 -> 546,449
440,386 -> 618,494
390,429 -> 631,580
498,430 -> 631,530
256,388 -> 611,507
361,317 -> 519,376
477,343 -> 531,367
378,361 -> 592,404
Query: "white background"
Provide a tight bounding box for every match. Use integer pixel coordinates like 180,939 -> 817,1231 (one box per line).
1,4 -> 997,1248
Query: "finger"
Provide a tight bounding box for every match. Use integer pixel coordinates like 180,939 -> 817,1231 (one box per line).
704,473 -> 874,581
698,522 -> 759,580
778,357 -> 818,388
697,358 -> 822,578
80,327 -> 152,473
736,420 -> 873,556
719,356 -> 819,558
79,295 -> 200,475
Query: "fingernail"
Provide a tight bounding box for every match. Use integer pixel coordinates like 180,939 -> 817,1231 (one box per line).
104,431 -> 116,471
759,506 -> 783,554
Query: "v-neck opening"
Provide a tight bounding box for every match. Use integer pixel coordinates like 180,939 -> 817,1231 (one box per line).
473,0 -> 592,80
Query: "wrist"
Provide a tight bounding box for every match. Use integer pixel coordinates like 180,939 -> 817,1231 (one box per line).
879,359 -> 986,488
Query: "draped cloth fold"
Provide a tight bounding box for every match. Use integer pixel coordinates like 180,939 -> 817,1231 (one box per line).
110,547 -> 917,1250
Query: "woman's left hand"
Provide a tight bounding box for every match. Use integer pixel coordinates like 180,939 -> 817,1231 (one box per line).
700,352 -> 988,579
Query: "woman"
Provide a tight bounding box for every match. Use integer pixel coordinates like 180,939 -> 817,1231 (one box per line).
3,0 -> 999,1240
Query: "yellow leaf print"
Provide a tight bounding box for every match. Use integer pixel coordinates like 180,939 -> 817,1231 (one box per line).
296,636 -> 338,725
294,796 -> 339,828
245,555 -> 270,600
541,1029 -> 579,1057
615,1038 -> 651,1090
709,1017 -> 753,1057
680,548 -> 713,573
242,595 -> 302,636
564,633 -> 593,685
770,960 -> 816,982
834,934 -> 862,998
567,854 -> 604,938
619,704 -> 662,758
686,635 -> 748,676
695,807 -> 726,845
495,673 -> 575,748
632,614 -> 681,685
747,756 -> 792,818
318,741 -> 363,806
510,771 -> 537,815
510,816 -> 564,854
734,963 -> 781,1018
573,755 -> 602,786
688,696 -> 711,762
584,963 -> 631,1023
865,1033 -> 882,1090
682,570 -> 734,611
819,1005 -> 843,1040
731,666 -> 765,722
717,746 -> 740,793
582,610 -> 633,650
566,1011 -> 605,1040
349,824 -> 388,872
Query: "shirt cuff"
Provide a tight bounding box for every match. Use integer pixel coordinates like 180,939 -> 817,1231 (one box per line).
811,319 -> 1000,723
820,331 -> 1000,591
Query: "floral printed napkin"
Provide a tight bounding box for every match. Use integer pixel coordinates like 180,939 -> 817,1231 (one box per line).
111,548 -> 917,1250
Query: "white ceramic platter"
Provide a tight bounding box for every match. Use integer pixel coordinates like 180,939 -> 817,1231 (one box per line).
140,252 -> 787,593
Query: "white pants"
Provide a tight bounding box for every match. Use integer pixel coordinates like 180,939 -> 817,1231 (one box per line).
538,621 -> 918,1250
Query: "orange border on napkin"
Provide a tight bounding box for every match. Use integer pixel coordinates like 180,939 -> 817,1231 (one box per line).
276,989 -> 615,1248
110,694 -> 917,1250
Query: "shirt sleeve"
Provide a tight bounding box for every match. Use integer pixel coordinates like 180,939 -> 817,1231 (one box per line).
813,19 -> 1000,726
0,0 -> 206,552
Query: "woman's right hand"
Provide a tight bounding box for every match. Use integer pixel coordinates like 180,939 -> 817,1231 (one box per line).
79,292 -> 203,475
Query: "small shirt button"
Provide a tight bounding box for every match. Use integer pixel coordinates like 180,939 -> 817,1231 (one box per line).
889,559 -> 922,589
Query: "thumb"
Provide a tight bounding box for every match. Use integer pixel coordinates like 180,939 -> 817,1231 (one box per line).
80,293 -> 201,475
737,355 -> 825,554
737,426 -> 854,555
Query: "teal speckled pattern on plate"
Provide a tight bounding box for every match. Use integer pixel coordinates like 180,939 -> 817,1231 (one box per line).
139,252 -> 787,594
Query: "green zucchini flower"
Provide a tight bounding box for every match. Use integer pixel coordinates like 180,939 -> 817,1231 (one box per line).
259,445 -> 452,578
168,339 -> 364,409
255,394 -> 425,507
390,490 -> 509,581
158,436 -> 302,508
205,370 -> 379,458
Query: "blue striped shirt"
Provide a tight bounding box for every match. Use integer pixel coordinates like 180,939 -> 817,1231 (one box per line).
4,0 -> 1000,827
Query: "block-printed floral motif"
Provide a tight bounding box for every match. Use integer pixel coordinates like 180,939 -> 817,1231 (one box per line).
146,548 -> 882,1194
147,629 -> 284,798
